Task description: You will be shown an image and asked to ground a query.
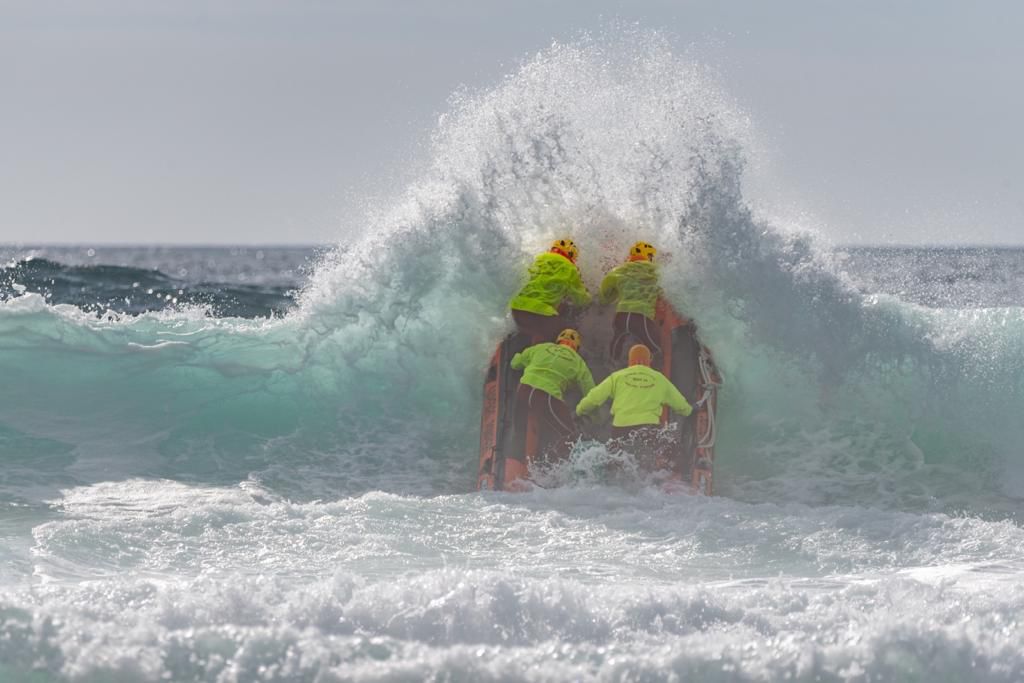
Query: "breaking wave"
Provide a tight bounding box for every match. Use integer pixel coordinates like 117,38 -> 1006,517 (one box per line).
2,31 -> 1024,516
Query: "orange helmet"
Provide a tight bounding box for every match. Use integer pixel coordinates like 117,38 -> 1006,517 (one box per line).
629,241 -> 656,262
628,344 -> 652,366
556,328 -> 582,351
550,238 -> 579,263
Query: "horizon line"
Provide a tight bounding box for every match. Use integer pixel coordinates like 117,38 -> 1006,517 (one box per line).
5,241 -> 1024,250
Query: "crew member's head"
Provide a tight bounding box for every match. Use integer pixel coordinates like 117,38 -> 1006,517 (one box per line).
550,238 -> 579,263
556,328 -> 582,352
628,241 -> 656,263
628,343 -> 652,367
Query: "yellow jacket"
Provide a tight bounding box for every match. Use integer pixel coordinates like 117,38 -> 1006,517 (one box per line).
577,365 -> 692,427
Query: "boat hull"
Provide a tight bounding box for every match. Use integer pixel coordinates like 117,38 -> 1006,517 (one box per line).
477,300 -> 720,493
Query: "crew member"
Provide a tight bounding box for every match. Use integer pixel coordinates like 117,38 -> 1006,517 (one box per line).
510,328 -> 596,445
509,239 -> 591,342
599,241 -> 662,361
576,344 -> 698,444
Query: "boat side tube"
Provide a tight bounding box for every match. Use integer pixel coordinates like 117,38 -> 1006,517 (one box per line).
656,298 -> 720,494
477,333 -> 532,490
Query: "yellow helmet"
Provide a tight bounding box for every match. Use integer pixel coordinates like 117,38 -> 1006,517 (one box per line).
550,238 -> 579,263
629,241 -> 656,262
556,328 -> 582,350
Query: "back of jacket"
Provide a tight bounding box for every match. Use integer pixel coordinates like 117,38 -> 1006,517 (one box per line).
599,261 -> 660,319
509,252 -> 591,316
577,365 -> 691,427
510,342 -> 596,401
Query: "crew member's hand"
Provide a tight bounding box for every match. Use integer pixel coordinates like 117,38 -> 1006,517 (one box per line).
575,415 -> 591,436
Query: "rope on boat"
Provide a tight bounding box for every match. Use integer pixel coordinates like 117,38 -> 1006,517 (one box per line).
696,347 -> 721,450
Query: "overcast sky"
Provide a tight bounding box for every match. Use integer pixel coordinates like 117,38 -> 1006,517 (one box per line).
2,1 -> 1022,245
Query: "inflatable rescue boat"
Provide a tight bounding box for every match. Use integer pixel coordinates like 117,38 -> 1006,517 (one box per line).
477,299 -> 720,493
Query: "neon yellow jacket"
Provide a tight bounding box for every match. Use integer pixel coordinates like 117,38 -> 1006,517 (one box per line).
576,365 -> 692,427
509,252 -> 591,317
510,342 -> 596,402
599,261 -> 661,320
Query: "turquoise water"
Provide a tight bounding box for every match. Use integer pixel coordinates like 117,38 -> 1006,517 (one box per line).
3,33 -> 1024,682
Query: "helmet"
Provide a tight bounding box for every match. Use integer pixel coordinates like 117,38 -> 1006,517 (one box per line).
629,241 -> 656,262
556,328 -> 582,350
628,344 -> 652,366
550,238 -> 579,263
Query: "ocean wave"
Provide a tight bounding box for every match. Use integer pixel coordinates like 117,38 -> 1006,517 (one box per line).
2,31 -> 1024,515
0,256 -> 298,318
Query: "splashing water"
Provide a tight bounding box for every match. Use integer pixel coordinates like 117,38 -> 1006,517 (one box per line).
2,30 -> 1024,682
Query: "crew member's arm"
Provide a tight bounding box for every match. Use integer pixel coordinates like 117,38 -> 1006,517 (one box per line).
661,376 -> 694,417
576,375 -> 613,416
598,268 -> 619,305
565,264 -> 592,308
576,360 -> 596,398
510,345 -> 535,371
